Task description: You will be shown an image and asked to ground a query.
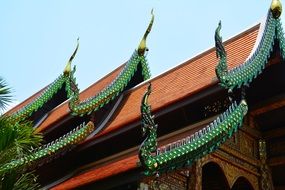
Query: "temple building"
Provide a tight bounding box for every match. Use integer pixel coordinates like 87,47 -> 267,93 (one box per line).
3,1 -> 285,189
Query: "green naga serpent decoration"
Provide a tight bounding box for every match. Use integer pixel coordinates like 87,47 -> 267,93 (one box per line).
9,11 -> 154,120
8,39 -> 80,123
68,11 -> 154,117
215,20 -> 227,78
139,83 -> 158,173
139,84 -> 248,175
0,121 -> 95,174
215,0 -> 285,90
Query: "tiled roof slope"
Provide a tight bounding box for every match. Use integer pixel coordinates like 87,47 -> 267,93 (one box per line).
97,24 -> 259,137
37,65 -> 124,132
52,155 -> 138,190
51,24 -> 260,189
38,24 -> 259,134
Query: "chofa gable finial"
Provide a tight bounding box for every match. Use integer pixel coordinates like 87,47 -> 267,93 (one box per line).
64,38 -> 80,76
138,9 -> 154,56
271,0 -> 282,18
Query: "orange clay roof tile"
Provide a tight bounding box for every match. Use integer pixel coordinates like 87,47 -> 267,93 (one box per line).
37,24 -> 259,136
51,155 -> 138,190
96,24 -> 259,138
48,24 -> 259,188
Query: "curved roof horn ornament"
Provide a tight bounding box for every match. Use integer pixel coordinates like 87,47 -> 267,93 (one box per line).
271,0 -> 282,18
138,9 -> 154,56
64,38 -> 80,76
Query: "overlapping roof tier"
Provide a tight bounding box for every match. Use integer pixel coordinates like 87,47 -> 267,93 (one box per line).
3,11 -> 154,176
36,24 -> 258,134
137,3 -> 285,177
50,22 -> 260,189
6,1 -> 285,189
51,3 -> 285,185
138,1 -> 285,177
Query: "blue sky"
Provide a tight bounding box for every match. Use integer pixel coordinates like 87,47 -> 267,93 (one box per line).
1,1 -> 281,107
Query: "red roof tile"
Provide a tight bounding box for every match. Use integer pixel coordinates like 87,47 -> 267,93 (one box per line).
51,155 -> 138,190
48,24 -> 259,188
37,24 -> 259,138
96,24 -> 259,138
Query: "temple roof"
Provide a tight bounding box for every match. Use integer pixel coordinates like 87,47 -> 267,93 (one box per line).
36,24 -> 258,135
87,24 -> 259,140
7,2 -> 285,187
48,23 -> 261,189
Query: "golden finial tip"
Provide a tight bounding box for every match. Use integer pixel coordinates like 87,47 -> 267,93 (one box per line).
271,0 -> 282,18
63,63 -> 71,76
64,39 -> 79,75
138,10 -> 154,56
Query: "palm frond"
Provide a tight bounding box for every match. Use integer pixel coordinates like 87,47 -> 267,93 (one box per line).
0,117 -> 17,152
13,172 -> 40,190
0,77 -> 12,112
14,121 -> 42,151
0,118 -> 42,153
0,117 -> 43,189
0,171 -> 40,190
0,170 -> 17,190
0,77 -> 43,189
